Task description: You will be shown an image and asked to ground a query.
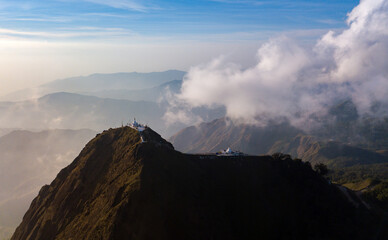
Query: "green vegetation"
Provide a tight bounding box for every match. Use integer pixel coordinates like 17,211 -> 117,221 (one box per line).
314,163 -> 328,176
273,152 -> 388,213
342,178 -> 380,191
271,152 -> 292,161
328,163 -> 388,184
12,128 -> 381,240
324,163 -> 388,211
362,180 -> 388,210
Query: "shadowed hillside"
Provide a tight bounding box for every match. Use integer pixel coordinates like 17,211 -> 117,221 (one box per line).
11,127 -> 382,240
170,118 -> 388,171
169,118 -> 302,154
270,135 -> 388,168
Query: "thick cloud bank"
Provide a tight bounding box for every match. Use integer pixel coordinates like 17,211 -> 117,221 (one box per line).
173,0 -> 388,127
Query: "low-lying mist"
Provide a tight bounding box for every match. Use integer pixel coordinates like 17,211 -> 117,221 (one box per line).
167,0 -> 388,130
0,129 -> 96,238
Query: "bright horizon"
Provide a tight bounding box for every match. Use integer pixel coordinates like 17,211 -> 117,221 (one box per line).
0,0 -> 358,96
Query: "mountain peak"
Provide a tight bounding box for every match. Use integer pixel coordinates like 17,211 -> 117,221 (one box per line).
12,127 -> 377,240
11,126 -> 174,240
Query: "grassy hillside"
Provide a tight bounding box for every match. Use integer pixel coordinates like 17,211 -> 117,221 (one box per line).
11,127 -> 383,240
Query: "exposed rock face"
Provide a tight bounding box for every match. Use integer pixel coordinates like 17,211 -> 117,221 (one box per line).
12,127 -> 377,240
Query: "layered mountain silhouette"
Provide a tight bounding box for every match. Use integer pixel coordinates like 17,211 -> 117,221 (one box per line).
11,127 -> 380,240
0,92 -> 225,138
0,88 -> 227,138
0,92 -> 165,133
1,70 -> 186,102
41,70 -> 185,94
79,80 -> 182,102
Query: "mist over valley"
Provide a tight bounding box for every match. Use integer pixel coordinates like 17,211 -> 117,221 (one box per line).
1,0 -> 388,239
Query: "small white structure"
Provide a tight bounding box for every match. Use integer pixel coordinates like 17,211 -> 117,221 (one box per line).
129,118 -> 147,132
216,147 -> 244,156
224,147 -> 233,154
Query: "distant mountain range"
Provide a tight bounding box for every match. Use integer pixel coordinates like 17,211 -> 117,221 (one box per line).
311,100 -> 388,150
170,117 -> 388,174
0,91 -> 224,138
1,70 -> 186,102
79,80 -> 182,102
0,92 -> 164,132
1,70 -> 387,239
0,129 -> 96,240
11,127 -> 381,240
0,70 -> 226,138
170,118 -> 302,154
0,128 -> 20,137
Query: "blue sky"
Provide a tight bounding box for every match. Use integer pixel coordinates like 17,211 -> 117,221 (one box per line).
0,0 -> 360,95
0,0 -> 358,40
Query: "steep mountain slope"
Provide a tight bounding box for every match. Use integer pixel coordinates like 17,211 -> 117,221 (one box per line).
270,135 -> 388,168
312,100 -> 388,150
170,118 -> 388,170
169,118 -> 302,154
12,127 -> 380,240
1,70 -> 186,101
0,129 -> 96,239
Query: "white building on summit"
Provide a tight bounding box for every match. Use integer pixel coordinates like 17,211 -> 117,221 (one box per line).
216,147 -> 244,156
223,147 -> 233,154
129,118 -> 147,132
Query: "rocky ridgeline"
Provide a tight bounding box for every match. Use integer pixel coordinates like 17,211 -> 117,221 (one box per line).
12,127 -> 382,240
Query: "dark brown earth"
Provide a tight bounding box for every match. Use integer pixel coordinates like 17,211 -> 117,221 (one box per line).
11,127 -> 380,240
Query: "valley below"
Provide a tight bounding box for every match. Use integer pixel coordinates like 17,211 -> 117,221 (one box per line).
1,71 -> 388,240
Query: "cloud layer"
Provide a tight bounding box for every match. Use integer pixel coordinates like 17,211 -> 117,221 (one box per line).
174,0 -> 388,127
84,0 -> 150,12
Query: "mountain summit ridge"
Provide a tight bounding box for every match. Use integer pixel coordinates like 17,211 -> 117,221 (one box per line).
12,127 -> 378,240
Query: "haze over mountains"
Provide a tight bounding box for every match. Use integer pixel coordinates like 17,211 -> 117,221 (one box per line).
1,0 -> 388,239
1,70 -> 186,102
0,129 -> 96,239
0,70 -> 224,239
80,80 -> 182,102
1,66 -> 388,239
0,70 -> 224,138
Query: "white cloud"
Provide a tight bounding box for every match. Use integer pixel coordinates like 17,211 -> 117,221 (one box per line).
174,0 -> 388,127
84,0 -> 150,12
0,27 -> 133,39
175,37 -> 311,126
6,17 -> 70,23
